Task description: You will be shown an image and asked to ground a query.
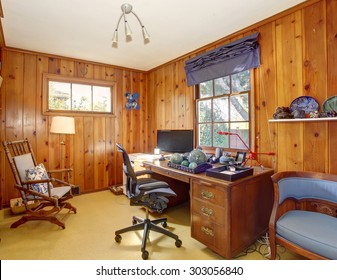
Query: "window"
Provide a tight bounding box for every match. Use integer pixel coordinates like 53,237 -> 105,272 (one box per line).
43,73 -> 115,115
196,70 -> 251,151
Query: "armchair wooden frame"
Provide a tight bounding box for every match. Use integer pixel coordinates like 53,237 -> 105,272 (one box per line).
2,139 -> 77,229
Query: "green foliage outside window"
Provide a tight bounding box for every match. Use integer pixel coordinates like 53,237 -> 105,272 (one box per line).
197,70 -> 251,150
48,81 -> 112,113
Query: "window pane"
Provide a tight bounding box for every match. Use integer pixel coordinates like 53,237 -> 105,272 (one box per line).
93,86 -> 111,112
231,70 -> 250,93
48,81 -> 71,110
213,123 -> 229,148
230,93 -> 249,121
213,96 -> 229,122
72,84 -> 92,111
199,80 -> 213,98
214,76 -> 230,96
198,100 -> 212,122
198,124 -> 212,146
229,122 -> 249,149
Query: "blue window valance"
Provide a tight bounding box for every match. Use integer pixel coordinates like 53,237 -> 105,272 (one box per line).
184,32 -> 260,86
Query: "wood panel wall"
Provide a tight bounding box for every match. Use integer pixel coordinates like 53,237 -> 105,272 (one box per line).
0,49 -> 150,206
147,0 -> 337,173
1,0 -> 337,207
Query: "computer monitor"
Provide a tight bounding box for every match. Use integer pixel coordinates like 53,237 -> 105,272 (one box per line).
157,130 -> 194,153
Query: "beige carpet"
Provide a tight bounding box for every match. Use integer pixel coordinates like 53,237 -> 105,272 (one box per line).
0,190 -> 303,260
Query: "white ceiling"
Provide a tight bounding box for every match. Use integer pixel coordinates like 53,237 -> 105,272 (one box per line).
1,0 -> 306,71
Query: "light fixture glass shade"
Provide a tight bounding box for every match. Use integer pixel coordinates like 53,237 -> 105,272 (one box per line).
112,30 -> 118,44
142,26 -> 150,40
50,116 -> 75,134
125,21 -> 132,37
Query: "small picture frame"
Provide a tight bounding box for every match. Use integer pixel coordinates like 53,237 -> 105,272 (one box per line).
235,152 -> 246,165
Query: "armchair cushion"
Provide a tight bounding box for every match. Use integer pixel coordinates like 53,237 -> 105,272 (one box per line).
25,163 -> 53,194
277,210 -> 337,259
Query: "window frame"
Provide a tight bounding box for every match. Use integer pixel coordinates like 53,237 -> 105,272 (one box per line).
42,73 -> 116,117
194,70 -> 255,154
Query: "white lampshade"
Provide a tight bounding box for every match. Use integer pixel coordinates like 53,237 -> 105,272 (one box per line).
125,21 -> 132,37
142,26 -> 150,41
50,116 -> 75,134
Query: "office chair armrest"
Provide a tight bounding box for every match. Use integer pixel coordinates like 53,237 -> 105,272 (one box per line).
138,181 -> 169,191
135,170 -> 154,177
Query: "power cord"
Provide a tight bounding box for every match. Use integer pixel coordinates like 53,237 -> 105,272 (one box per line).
234,232 -> 285,260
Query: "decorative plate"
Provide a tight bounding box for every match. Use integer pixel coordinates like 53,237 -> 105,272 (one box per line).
322,95 -> 337,112
289,96 -> 319,114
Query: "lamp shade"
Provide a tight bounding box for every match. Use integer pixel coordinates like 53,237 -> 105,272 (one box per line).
50,116 -> 75,134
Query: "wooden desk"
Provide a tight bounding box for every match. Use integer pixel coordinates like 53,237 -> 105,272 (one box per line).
143,160 -> 274,259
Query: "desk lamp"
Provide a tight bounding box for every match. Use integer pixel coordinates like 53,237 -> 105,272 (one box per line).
217,131 -> 275,168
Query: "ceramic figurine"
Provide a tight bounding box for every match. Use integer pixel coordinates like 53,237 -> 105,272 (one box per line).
292,109 -> 305,118
273,107 -> 292,119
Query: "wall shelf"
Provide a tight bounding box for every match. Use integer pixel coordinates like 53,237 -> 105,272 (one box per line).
269,117 -> 337,123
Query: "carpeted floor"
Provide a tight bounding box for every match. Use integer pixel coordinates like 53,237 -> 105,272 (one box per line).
0,190 -> 303,260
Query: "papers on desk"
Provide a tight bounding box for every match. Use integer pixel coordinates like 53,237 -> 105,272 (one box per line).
129,153 -> 162,163
220,170 -> 236,175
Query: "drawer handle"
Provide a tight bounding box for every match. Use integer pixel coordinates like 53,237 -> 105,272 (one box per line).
201,226 -> 214,237
201,206 -> 214,217
201,190 -> 214,200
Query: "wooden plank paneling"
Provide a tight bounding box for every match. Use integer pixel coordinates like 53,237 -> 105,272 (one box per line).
35,56 -> 49,166
327,0 -> 337,174
22,54 -> 37,148
93,117 -> 105,189
302,1 -> 328,173
155,67 -> 165,129
303,122 -> 328,172
277,123 -> 304,171
275,10 -> 303,106
74,116 -> 85,188
83,116 -> 94,192
254,23 -> 277,169
4,51 -> 24,201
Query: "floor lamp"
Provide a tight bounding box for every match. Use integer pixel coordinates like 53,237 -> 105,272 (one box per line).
50,116 -> 75,180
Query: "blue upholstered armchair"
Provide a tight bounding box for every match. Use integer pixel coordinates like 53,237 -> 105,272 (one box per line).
269,171 -> 337,260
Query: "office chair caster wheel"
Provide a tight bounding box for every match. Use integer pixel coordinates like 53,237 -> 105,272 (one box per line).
175,239 -> 182,248
162,221 -> 167,228
115,234 -> 122,243
142,250 -> 149,260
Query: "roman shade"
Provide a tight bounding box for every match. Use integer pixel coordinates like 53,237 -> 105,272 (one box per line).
184,32 -> 260,86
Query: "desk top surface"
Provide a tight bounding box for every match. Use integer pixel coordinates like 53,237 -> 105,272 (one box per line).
143,159 -> 273,186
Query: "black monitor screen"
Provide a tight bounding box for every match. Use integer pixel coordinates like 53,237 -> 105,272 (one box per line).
157,130 -> 194,153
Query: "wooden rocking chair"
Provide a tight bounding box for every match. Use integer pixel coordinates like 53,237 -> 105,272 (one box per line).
2,139 -> 77,229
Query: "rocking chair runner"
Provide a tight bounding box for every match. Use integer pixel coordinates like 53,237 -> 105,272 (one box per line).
2,139 -> 77,229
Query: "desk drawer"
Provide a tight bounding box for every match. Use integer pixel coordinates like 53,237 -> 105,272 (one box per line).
192,198 -> 227,225
191,213 -> 228,256
192,180 -> 227,207
149,165 -> 190,183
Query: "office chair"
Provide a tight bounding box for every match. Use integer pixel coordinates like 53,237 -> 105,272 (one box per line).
114,143 -> 182,260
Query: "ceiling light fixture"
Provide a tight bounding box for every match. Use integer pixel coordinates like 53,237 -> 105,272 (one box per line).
112,3 -> 150,47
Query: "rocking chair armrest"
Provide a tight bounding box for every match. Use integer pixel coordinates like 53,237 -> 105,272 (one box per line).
48,168 -> 73,174
53,178 -> 73,186
21,178 -> 54,185
47,168 -> 72,183
14,184 -> 58,205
